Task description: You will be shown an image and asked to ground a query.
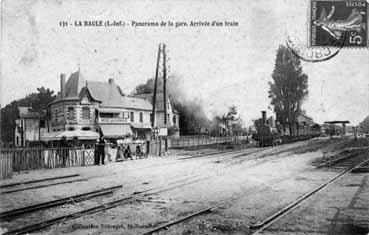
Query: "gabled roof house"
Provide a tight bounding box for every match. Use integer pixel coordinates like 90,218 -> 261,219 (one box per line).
47,71 -> 179,140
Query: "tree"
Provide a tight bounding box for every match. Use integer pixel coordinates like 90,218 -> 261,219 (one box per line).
224,105 -> 241,136
269,45 -> 308,136
134,78 -> 159,95
1,87 -> 56,144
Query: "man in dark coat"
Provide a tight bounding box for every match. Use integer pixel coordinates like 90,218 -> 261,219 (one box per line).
97,137 -> 106,165
94,139 -> 100,165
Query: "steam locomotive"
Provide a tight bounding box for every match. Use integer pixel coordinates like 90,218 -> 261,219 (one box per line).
253,111 -> 321,147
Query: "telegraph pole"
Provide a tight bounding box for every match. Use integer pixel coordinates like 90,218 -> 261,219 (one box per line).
152,44 -> 162,130
163,44 -> 167,127
162,44 -> 168,152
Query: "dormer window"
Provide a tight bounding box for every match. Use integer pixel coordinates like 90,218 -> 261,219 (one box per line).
81,96 -> 90,105
82,107 -> 90,119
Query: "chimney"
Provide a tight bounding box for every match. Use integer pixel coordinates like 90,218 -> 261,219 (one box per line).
60,74 -> 66,98
108,78 -> 114,84
261,111 -> 266,126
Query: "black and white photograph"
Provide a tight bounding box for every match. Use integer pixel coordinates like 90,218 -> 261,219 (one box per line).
0,0 -> 368,234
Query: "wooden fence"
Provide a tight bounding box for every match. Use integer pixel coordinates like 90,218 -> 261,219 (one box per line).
0,147 -> 96,180
0,153 -> 12,180
170,136 -> 249,148
0,143 -> 149,180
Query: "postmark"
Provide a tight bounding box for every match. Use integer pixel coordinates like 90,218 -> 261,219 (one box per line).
287,34 -> 345,62
310,0 -> 368,47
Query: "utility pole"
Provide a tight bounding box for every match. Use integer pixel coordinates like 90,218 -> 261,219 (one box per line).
162,44 -> 168,152
163,44 -> 167,127
152,44 -> 162,130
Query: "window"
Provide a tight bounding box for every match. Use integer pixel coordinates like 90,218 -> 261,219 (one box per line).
139,112 -> 143,123
130,112 -> 134,122
82,107 -> 90,119
54,109 -> 58,123
67,107 -> 75,120
100,112 -> 119,118
173,115 -> 176,125
123,112 -> 129,119
39,119 -> 46,128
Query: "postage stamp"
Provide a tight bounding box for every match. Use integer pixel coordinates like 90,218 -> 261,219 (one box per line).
310,0 -> 368,47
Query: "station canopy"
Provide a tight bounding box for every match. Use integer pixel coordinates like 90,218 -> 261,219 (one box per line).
41,130 -> 99,141
100,124 -> 132,138
130,123 -> 152,129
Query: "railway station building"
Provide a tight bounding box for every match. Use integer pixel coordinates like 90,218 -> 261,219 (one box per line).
43,71 -> 180,142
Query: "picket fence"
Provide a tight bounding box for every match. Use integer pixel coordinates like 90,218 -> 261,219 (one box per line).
0,142 -> 150,180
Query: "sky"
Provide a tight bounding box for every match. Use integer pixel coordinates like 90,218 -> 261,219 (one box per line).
1,0 -> 368,126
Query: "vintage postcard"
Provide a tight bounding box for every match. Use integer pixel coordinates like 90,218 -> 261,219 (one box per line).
0,0 -> 368,235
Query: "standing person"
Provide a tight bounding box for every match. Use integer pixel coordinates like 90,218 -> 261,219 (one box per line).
98,137 -> 106,165
60,136 -> 68,167
94,139 -> 100,165
116,145 -> 124,161
136,145 -> 142,158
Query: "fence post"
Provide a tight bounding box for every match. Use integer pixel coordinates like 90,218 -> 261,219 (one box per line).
20,149 -> 24,173
82,148 -> 86,166
159,138 -> 162,156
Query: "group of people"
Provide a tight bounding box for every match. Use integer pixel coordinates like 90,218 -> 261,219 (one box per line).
116,145 -> 131,161
94,137 -> 145,165
116,145 -> 144,161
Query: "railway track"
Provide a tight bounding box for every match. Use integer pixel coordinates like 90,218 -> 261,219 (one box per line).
0,174 -> 109,194
139,150 -> 368,235
1,178 -> 89,194
0,185 -> 123,221
1,139 -> 349,234
141,176 -> 295,235
2,175 -> 206,235
316,149 -> 369,169
0,147 -> 274,234
249,152 -> 369,235
0,174 -> 80,189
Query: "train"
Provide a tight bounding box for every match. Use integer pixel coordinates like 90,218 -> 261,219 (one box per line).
253,111 -> 321,147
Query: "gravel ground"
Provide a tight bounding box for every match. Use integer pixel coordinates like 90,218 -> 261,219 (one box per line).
0,137 -> 367,235
259,172 -> 369,235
